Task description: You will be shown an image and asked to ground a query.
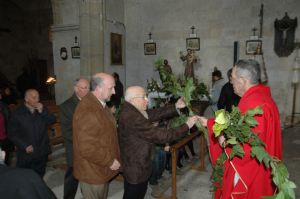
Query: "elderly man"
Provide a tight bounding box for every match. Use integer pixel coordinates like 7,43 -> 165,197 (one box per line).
199,59 -> 282,199
118,86 -> 199,199
8,89 -> 56,178
73,73 -> 120,199
60,78 -> 89,199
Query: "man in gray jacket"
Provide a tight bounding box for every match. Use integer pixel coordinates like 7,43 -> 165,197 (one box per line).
60,78 -> 89,199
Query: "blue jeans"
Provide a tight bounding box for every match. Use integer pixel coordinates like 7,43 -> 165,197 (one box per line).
149,148 -> 166,185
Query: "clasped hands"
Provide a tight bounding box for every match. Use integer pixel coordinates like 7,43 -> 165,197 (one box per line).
179,101 -> 226,147
174,97 -> 205,129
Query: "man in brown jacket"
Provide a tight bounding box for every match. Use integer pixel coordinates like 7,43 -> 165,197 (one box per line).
73,73 -> 121,199
118,86 -> 200,199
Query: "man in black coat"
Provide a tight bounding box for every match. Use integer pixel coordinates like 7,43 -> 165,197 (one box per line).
60,78 -> 89,199
217,68 -> 240,112
8,89 -> 56,178
109,72 -> 124,108
118,86 -> 200,199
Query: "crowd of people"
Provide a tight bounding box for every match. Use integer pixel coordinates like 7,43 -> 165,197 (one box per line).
0,59 -> 282,199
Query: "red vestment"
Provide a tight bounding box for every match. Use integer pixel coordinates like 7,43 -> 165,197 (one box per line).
207,84 -> 282,199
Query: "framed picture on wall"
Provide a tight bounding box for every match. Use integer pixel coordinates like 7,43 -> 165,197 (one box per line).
186,37 -> 200,51
71,46 -> 80,59
245,40 -> 262,55
111,33 -> 122,65
144,42 -> 156,55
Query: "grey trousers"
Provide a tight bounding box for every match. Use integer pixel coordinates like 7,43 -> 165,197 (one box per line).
80,181 -> 108,199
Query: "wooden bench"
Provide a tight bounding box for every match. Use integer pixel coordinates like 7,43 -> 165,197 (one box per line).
48,122 -> 64,145
42,100 -> 64,146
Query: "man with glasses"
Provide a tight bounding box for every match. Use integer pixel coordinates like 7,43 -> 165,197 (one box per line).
60,78 -> 89,199
118,86 -> 200,199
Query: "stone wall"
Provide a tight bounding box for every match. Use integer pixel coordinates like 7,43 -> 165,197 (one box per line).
124,0 -> 300,123
51,0 -> 125,104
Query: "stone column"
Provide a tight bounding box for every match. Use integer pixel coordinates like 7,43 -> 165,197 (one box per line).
79,0 -> 104,77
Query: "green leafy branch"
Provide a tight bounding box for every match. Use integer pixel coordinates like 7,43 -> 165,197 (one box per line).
152,58 -> 209,138
212,106 -> 296,199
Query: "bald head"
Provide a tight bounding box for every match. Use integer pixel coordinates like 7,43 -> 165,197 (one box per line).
125,86 -> 148,111
74,78 -> 90,99
24,89 -> 40,108
90,73 -> 113,91
91,73 -> 115,102
25,89 -> 39,99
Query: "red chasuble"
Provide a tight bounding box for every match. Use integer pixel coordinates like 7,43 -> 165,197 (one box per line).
207,84 -> 282,199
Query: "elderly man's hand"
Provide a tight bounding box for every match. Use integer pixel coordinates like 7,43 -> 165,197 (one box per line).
198,116 -> 208,127
25,145 -> 34,153
110,159 -> 120,170
186,115 -> 201,128
175,97 -> 186,109
0,148 -> 5,163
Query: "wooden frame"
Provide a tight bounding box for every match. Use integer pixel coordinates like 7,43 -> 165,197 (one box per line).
245,40 -> 262,55
111,33 -> 123,65
144,42 -> 156,55
186,37 -> 200,51
71,46 -> 80,59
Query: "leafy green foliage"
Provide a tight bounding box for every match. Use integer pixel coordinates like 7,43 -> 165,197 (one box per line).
149,58 -> 209,137
168,114 -> 187,129
211,106 -> 296,198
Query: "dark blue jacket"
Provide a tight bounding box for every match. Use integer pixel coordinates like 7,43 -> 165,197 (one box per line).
8,104 -> 56,158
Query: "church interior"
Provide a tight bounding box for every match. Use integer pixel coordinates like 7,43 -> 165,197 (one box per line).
0,0 -> 300,198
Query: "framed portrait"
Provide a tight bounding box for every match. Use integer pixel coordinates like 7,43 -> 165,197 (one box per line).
71,46 -> 80,59
144,42 -> 156,55
111,33 -> 122,65
245,40 -> 262,55
186,37 -> 200,51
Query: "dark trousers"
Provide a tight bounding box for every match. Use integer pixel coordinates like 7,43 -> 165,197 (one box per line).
63,166 -> 79,199
16,153 -> 48,178
123,179 -> 148,199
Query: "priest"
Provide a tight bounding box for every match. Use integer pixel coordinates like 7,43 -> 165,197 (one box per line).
199,59 -> 282,198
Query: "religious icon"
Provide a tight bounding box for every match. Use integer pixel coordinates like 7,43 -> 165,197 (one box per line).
111,33 -> 123,65
180,49 -> 197,79
274,13 -> 297,57
144,43 -> 156,55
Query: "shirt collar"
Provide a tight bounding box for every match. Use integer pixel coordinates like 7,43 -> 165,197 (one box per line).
99,99 -> 106,107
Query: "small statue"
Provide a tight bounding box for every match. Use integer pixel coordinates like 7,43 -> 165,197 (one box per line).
180,49 -> 197,79
163,59 -> 172,74
157,59 -> 173,88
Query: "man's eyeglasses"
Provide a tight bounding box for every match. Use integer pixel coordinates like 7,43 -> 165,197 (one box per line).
133,96 -> 148,100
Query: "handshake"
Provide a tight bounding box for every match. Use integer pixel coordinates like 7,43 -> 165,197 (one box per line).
175,97 -> 208,129
185,115 -> 207,129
